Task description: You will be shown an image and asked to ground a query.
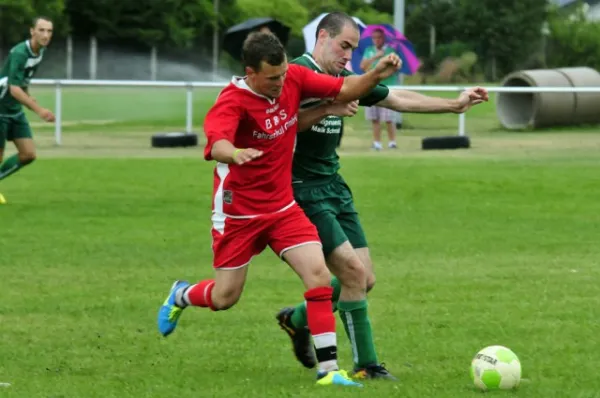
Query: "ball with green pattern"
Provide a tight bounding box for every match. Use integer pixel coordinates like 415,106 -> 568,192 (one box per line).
470,345 -> 521,391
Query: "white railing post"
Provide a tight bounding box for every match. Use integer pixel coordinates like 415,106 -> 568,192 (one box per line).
25,80 -> 600,147
186,84 -> 193,133
458,112 -> 466,136
458,87 -> 466,136
55,81 -> 62,146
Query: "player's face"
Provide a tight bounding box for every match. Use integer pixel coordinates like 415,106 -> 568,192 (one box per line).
31,19 -> 54,48
247,60 -> 288,99
321,24 -> 359,75
372,31 -> 385,49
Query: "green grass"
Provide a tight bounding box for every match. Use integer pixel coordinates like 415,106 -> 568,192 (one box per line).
2,85 -> 600,397
1,154 -> 600,397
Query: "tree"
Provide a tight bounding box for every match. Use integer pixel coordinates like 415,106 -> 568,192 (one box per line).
0,0 -> 67,59
236,0 -> 309,37
66,0 -> 213,48
456,0 -> 547,78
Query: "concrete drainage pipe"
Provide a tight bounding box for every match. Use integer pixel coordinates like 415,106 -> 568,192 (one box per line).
496,67 -> 600,130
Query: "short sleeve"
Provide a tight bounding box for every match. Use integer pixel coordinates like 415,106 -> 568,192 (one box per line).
203,88 -> 242,160
8,53 -> 27,86
340,69 -> 389,107
290,64 -> 343,100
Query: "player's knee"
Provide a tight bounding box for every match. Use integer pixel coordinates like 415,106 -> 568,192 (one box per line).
366,273 -> 376,293
304,263 -> 332,289
18,151 -> 36,165
211,286 -> 243,310
336,257 -> 366,290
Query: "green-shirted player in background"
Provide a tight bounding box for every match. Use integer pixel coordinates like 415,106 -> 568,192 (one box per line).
0,16 -> 55,204
275,12 -> 488,380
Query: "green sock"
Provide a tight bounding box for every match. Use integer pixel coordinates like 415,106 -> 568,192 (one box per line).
0,154 -> 22,181
338,299 -> 379,368
290,276 -> 342,329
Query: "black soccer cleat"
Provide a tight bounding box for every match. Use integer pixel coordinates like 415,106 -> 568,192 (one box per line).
276,307 -> 316,369
352,363 -> 399,381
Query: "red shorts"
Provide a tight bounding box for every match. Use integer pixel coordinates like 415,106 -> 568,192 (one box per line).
211,203 -> 322,269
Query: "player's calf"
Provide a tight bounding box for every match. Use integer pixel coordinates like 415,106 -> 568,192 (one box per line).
14,138 -> 36,165
17,151 -> 36,165
282,244 -> 342,373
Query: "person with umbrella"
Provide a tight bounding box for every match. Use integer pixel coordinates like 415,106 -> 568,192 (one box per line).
274,11 -> 488,381
360,27 -> 401,150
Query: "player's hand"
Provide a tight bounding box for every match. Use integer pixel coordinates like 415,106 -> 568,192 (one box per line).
374,53 -> 402,80
454,87 -> 489,113
38,108 -> 55,122
326,100 -> 359,117
232,148 -> 263,165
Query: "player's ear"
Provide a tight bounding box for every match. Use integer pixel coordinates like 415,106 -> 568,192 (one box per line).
245,66 -> 255,76
317,29 -> 329,42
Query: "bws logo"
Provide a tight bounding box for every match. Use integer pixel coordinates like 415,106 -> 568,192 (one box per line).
253,113 -> 298,140
264,109 -> 288,130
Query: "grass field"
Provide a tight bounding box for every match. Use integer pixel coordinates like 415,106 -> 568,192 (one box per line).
1,86 -> 600,397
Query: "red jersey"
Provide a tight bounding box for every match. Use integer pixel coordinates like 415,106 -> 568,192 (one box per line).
204,64 -> 344,218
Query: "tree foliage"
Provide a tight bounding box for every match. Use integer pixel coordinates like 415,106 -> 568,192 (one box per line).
1,0 -> 584,77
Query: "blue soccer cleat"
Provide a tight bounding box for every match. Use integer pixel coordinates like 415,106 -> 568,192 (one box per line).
157,280 -> 190,337
316,370 -> 363,387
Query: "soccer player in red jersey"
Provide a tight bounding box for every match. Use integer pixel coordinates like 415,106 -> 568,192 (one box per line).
157,32 -> 401,387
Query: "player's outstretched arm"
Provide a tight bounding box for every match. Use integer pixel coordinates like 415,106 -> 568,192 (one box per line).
210,139 -> 263,165
297,101 -> 359,131
377,87 -> 489,114
335,54 -> 402,103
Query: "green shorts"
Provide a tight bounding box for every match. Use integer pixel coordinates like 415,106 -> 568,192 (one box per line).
0,112 -> 33,150
293,174 -> 368,257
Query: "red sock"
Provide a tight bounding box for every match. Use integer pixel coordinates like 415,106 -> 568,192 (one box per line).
304,286 -> 338,372
184,279 -> 217,310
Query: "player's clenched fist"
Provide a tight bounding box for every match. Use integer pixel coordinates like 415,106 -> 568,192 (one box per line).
374,53 -> 402,80
232,148 -> 263,165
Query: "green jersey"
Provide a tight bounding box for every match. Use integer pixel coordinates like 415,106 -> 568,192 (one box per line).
291,53 -> 389,182
0,40 -> 46,115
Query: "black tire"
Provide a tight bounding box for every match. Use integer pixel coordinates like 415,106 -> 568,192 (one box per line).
421,135 -> 470,150
151,132 -> 198,148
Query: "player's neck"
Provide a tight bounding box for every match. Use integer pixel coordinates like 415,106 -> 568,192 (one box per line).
28,39 -> 41,55
245,78 -> 274,100
310,49 -> 326,73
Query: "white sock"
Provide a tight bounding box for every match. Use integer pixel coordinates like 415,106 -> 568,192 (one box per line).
313,332 -> 338,373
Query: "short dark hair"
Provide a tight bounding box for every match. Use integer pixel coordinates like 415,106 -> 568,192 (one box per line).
32,16 -> 52,28
315,12 -> 359,40
242,32 -> 286,71
373,28 -> 385,35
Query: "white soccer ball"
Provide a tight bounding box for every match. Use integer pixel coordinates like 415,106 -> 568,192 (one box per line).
470,345 -> 521,391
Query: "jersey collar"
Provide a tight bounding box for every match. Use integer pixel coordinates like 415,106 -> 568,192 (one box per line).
302,52 -> 341,77
231,76 -> 277,105
25,40 -> 41,57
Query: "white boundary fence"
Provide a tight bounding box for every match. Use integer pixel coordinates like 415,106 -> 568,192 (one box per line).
30,79 -> 600,146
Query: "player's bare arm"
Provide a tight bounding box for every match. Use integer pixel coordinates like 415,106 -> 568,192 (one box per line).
9,85 -> 54,121
377,86 -> 489,114
335,54 -> 401,102
210,139 -> 263,165
297,100 -> 359,131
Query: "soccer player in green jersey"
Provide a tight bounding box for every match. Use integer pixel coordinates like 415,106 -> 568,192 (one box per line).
0,16 -> 55,204
276,12 -> 488,380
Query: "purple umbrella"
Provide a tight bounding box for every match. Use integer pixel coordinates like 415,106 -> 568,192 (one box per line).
351,24 -> 421,76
